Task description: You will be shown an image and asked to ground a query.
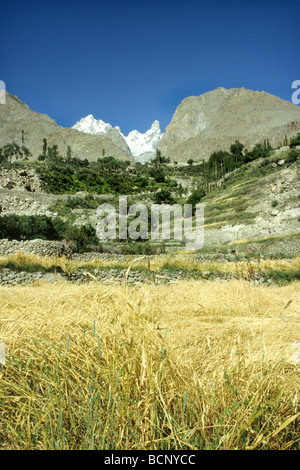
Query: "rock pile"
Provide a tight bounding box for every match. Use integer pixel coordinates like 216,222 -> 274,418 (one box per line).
0,167 -> 43,193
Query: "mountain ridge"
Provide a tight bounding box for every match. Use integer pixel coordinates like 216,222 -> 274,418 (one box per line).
158,87 -> 300,162
1,87 -> 300,165
0,92 -> 134,162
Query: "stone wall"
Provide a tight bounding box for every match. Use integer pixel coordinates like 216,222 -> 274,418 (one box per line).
0,238 -> 74,258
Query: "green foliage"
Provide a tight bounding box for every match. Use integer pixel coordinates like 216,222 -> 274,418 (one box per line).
289,132 -> 300,148
0,142 -> 32,163
152,149 -> 170,165
230,140 -> 244,158
0,215 -> 64,240
123,241 -> 163,255
243,140 -> 272,163
153,189 -> 174,204
64,224 -> 99,252
37,151 -> 162,195
151,168 -> 165,182
285,148 -> 300,164
261,269 -> 300,285
0,214 -> 100,253
186,187 -> 206,206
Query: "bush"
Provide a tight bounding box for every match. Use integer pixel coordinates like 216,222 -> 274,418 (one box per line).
153,189 -> 174,204
285,149 -> 300,164
63,224 -> 99,253
289,132 -> 300,148
0,215 -> 65,240
0,215 -> 100,253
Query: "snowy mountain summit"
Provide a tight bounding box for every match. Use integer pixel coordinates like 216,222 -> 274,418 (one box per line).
72,115 -> 163,163
125,120 -> 162,162
72,114 -> 121,135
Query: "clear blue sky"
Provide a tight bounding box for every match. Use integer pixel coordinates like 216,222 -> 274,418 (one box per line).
1,0 -> 299,135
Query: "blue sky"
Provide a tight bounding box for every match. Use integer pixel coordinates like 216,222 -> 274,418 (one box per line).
1,0 -> 299,135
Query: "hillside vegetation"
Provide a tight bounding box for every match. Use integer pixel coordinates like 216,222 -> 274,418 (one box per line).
0,133 -> 299,256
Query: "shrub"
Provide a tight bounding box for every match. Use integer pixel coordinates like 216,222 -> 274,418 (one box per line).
0,215 -> 64,240
153,189 -> 174,204
63,224 -> 99,253
285,149 -> 300,164
289,132 -> 300,148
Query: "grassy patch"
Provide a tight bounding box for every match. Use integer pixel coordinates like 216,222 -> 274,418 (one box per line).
263,269 -> 300,285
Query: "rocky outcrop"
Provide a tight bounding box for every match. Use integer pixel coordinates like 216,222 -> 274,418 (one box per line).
159,87 -> 300,162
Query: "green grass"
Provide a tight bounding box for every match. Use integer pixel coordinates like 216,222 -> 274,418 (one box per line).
262,269 -> 300,285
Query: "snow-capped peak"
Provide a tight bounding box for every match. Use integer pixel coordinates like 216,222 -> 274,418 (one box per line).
72,114 -> 114,135
125,120 -> 163,159
71,115 -> 163,162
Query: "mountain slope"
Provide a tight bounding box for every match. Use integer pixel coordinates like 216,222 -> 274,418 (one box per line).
159,87 -> 300,162
0,93 -> 133,162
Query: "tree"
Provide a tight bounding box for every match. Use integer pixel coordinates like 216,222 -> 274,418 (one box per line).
66,146 -> 72,162
0,148 -> 5,164
43,138 -> 48,157
21,130 -> 28,145
230,140 -> 244,161
13,143 -> 22,161
285,149 -> 299,164
155,149 -> 162,164
152,150 -> 170,166
186,187 -> 206,215
3,143 -> 15,162
153,168 -> 165,182
187,159 -> 194,166
47,145 -> 60,161
21,146 -> 31,160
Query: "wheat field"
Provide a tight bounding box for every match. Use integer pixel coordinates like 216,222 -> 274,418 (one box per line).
0,274 -> 299,450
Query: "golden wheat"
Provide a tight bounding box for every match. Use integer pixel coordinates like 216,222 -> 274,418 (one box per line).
0,277 -> 299,450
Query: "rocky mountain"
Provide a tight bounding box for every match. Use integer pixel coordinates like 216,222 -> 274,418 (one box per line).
158,87 -> 300,163
0,92 -> 133,162
2,87 -> 300,166
72,115 -> 163,163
